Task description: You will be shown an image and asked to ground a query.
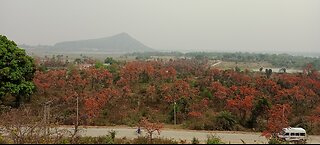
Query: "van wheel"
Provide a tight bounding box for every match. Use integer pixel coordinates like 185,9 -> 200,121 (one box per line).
296,140 -> 307,144
302,139 -> 307,144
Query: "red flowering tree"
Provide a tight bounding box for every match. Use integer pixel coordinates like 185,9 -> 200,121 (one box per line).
139,117 -> 164,141
84,88 -> 119,119
158,66 -> 177,82
226,95 -> 254,123
210,82 -> 229,99
262,104 -> 292,138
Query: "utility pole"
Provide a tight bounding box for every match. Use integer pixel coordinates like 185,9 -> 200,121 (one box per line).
43,100 -> 52,138
283,105 -> 285,125
44,103 -> 47,136
174,101 -> 176,126
76,96 -> 79,133
47,101 -> 51,136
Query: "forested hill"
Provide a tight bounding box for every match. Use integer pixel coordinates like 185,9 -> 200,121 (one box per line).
20,33 -> 155,54
52,32 -> 154,53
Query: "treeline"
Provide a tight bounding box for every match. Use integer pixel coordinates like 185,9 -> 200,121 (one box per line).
128,51 -> 320,70
186,52 -> 320,70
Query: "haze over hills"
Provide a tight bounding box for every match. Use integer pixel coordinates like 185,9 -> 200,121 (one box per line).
18,32 -> 320,57
20,32 -> 155,54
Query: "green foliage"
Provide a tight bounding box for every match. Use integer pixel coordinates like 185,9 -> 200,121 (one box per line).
0,129 -> 116,144
268,137 -> 289,144
235,66 -> 241,72
192,137 -> 200,144
248,97 -> 271,128
129,137 -> 150,144
130,137 -> 178,144
185,119 -> 215,130
37,64 -> 47,72
207,135 -> 224,144
139,71 -> 150,83
59,138 -> 70,144
0,134 -> 7,144
215,111 -> 237,131
103,57 -> 120,82
94,61 -> 104,69
184,112 -> 216,130
0,35 -> 36,107
108,130 -> 116,140
106,64 -> 118,74
311,59 -> 320,70
201,88 -> 213,99
104,57 -> 117,65
74,135 -> 114,144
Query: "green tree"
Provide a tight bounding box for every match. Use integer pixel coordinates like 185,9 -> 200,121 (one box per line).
104,57 -> 117,65
247,97 -> 271,128
265,69 -> 272,79
0,35 -> 36,107
94,61 -> 104,69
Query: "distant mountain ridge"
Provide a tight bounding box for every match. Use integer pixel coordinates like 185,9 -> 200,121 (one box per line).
20,33 -> 155,54
53,32 -> 154,53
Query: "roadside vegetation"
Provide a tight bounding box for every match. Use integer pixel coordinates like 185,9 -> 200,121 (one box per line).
207,135 -> 225,144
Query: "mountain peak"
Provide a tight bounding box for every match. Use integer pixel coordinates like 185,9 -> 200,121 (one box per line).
111,32 -> 132,39
117,32 -> 129,36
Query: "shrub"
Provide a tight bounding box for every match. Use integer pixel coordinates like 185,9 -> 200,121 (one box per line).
187,121 -> 216,130
192,137 -> 200,144
149,137 -> 178,144
131,136 -> 149,144
59,138 -> 70,144
185,114 -> 216,130
139,117 -> 163,141
268,137 -> 289,144
130,136 -> 178,144
108,130 -> 116,141
74,135 -> 114,144
215,111 -> 236,130
207,135 -> 224,144
0,134 -> 8,144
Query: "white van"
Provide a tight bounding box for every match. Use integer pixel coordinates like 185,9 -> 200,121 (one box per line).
277,127 -> 307,143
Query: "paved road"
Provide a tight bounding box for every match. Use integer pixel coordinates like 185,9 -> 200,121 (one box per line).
211,60 -> 222,67
60,126 -> 320,144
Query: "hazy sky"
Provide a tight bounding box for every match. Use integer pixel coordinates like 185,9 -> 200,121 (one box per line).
1,0 -> 320,53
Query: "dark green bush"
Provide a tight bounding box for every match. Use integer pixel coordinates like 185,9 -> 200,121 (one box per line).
215,111 -> 236,131
207,135 -> 224,144
72,130 -> 116,144
130,136 -> 178,144
74,136 -> 114,144
185,119 -> 216,130
268,137 -> 289,144
192,137 -> 200,144
0,134 -> 8,144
